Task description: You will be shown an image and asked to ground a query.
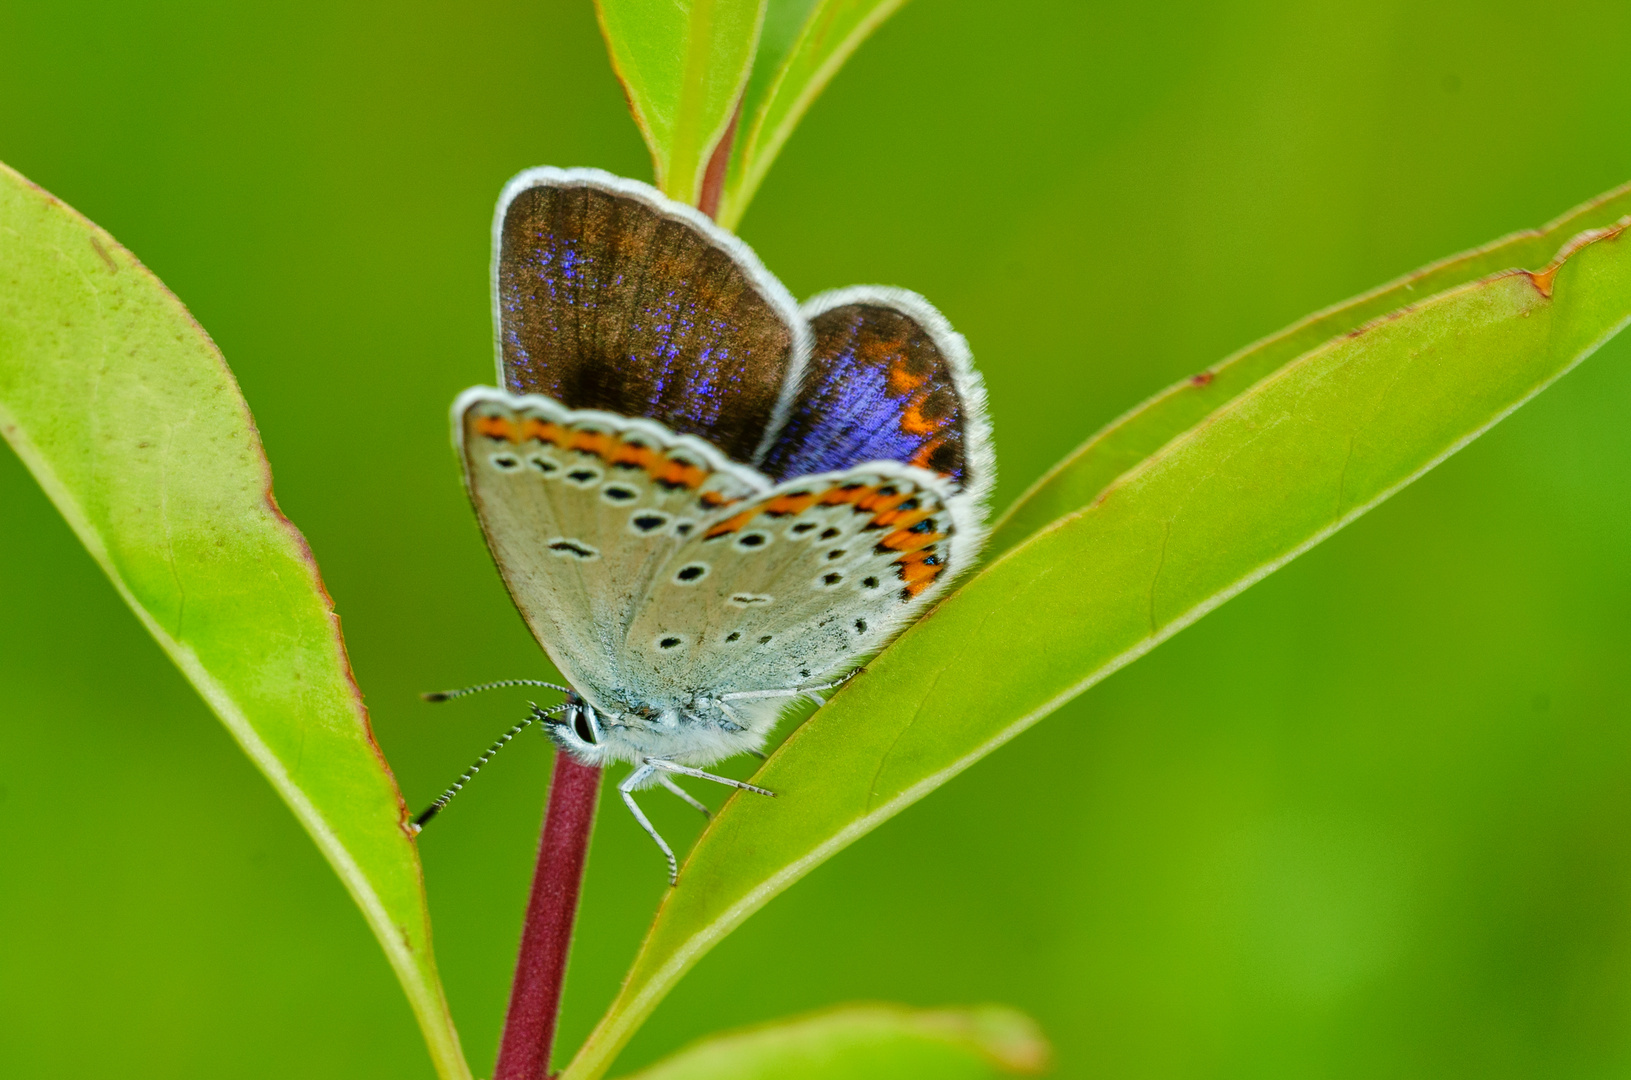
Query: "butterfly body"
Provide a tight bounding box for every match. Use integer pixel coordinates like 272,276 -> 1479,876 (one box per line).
450,167 -> 993,876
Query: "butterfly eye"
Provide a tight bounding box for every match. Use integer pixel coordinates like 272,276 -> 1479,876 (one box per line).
572,710 -> 598,745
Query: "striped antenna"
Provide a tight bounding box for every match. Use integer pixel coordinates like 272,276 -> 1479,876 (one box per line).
412,702 -> 568,830
421,678 -> 571,702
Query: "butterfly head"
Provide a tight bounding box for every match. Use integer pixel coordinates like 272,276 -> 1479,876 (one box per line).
543,696 -> 617,767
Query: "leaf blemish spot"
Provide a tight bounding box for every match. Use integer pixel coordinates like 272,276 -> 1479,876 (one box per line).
89,234 -> 118,272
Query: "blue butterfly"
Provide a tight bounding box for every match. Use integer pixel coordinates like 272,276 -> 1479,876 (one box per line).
430,168 -> 993,881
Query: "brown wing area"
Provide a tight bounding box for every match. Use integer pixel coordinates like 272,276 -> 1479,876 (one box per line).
758,303 -> 969,485
497,182 -> 795,464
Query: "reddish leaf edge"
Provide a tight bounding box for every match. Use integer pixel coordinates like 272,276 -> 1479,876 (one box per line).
988,178 -> 1631,558
0,161 -> 470,1080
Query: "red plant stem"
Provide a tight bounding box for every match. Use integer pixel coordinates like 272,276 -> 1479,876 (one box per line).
493,104 -> 742,1080
492,753 -> 603,1080
696,99 -> 742,221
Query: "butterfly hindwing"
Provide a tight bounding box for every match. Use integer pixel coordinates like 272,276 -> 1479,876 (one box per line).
622,465 -> 964,696
457,389 -> 769,696
758,287 -> 994,506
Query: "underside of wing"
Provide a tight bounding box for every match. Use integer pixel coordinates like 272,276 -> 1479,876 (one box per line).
457,388 -> 770,697
494,167 -> 808,465
622,464 -> 967,698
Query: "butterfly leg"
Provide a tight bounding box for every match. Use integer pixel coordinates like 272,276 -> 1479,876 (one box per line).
649,759 -> 776,798
658,775 -> 712,820
719,669 -> 860,706
619,764 -> 678,885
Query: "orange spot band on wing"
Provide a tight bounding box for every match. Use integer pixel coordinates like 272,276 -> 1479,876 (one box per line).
704,509 -> 757,539
700,490 -> 738,509
475,415 -> 519,442
654,458 -> 708,490
570,430 -> 614,458
904,576 -> 940,598
899,392 -> 945,437
871,507 -> 935,532
908,435 -> 949,472
855,488 -> 911,514
765,491 -> 820,516
878,528 -> 945,553
900,561 -> 940,584
522,419 -> 567,446
887,358 -> 930,396
608,441 -> 658,470
896,549 -> 947,598
820,484 -> 872,506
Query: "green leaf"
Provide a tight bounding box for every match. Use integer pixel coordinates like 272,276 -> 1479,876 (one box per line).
716,0 -> 910,230
562,200 -> 1631,1080
986,180 -> 1631,560
0,163 -> 470,1080
596,0 -> 768,205
615,1004 -> 1048,1080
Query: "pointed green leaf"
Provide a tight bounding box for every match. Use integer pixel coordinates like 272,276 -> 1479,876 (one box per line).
986,180 -> 1631,560
717,0 -> 909,230
0,162 -> 470,1080
615,1004 -> 1047,1080
563,200 -> 1631,1080
596,0 -> 768,205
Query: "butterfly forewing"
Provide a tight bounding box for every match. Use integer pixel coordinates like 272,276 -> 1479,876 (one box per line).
495,170 -> 807,465
458,389 -> 768,695
623,467 -> 962,695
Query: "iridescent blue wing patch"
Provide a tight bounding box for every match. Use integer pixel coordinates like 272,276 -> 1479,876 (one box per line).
756,287 -> 993,508
495,168 -> 809,465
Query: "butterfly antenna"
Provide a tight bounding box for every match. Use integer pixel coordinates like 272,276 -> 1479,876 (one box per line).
412,702 -> 567,831
421,678 -> 571,703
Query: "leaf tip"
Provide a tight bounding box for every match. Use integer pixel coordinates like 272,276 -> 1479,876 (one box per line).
920,1005 -> 1051,1075
1526,215 -> 1631,299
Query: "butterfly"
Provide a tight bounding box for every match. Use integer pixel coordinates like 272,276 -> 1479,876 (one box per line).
424,167 -> 993,881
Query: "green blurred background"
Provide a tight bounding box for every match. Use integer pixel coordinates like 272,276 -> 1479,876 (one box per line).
4,1 -> 1631,1076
